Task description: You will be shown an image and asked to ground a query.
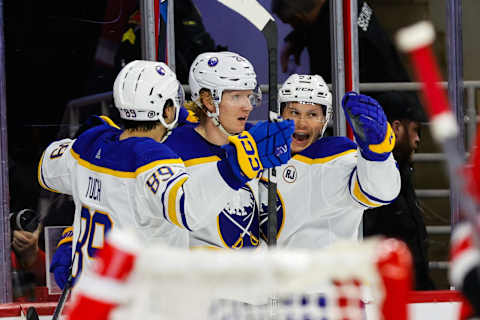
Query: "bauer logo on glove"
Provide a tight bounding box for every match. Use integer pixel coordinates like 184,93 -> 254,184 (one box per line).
342,92 -> 395,161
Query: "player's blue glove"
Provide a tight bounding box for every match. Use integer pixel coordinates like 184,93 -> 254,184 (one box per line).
218,120 -> 294,189
49,227 -> 73,290
342,92 -> 395,161
247,119 -> 294,168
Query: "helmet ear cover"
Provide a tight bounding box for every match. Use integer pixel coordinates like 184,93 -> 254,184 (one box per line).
113,60 -> 184,130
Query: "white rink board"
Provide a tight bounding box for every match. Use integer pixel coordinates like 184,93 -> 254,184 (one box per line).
409,301 -> 461,319
0,301 -> 463,320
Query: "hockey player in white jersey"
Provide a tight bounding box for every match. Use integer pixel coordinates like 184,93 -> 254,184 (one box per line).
259,74 -> 401,248
166,51 -> 294,249
38,60 -> 294,284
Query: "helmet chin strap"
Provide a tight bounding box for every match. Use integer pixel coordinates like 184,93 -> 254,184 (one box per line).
204,101 -> 238,137
160,128 -> 173,143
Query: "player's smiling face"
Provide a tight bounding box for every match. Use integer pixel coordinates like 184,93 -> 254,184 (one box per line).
219,90 -> 254,134
282,102 -> 326,153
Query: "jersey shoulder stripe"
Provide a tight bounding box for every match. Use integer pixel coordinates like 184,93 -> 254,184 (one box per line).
165,124 -> 224,164
72,125 -> 182,177
294,136 -> 357,164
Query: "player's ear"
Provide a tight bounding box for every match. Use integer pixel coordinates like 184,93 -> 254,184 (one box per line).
200,90 -> 215,113
390,120 -> 402,138
163,101 -> 175,124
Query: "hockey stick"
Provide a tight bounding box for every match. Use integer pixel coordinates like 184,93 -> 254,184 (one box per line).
396,22 -> 480,250
51,271 -> 73,320
217,0 -> 279,247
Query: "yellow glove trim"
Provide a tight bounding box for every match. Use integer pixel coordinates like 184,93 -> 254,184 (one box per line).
57,227 -> 74,248
228,131 -> 263,179
369,122 -> 396,154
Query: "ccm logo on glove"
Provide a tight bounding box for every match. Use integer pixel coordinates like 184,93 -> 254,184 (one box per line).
228,132 -> 263,179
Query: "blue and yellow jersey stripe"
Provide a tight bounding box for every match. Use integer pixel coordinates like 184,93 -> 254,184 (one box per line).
70,148 -> 182,178
348,168 -> 394,207
184,155 -> 220,167
294,136 -> 358,165
71,124 -> 183,177
161,173 -> 191,231
293,148 -> 357,165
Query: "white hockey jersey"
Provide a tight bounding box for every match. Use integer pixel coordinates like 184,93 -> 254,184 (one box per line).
38,118 -> 242,280
259,136 -> 401,249
165,124 -> 260,249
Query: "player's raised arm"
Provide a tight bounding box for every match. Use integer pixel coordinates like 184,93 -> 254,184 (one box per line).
112,60 -> 293,232
342,92 -> 401,207
38,138 -> 75,195
138,119 -> 293,232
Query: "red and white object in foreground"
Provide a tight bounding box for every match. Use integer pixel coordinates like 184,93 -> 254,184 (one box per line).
63,229 -> 412,320
66,229 -> 140,320
396,21 -> 458,143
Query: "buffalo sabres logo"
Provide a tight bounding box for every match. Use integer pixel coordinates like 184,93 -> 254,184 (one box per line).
282,165 -> 297,183
156,66 -> 166,75
217,185 -> 259,249
259,180 -> 285,240
208,57 -> 219,67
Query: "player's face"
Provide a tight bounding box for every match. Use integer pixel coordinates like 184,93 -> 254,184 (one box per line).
393,120 -> 421,164
282,102 -> 326,153
405,120 -> 421,160
218,90 -> 254,134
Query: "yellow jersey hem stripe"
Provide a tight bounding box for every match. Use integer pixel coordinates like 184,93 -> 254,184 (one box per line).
184,155 -> 221,167
293,149 -> 356,164
71,149 -> 182,178
167,176 -> 189,228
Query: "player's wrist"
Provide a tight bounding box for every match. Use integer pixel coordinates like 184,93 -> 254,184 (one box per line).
218,145 -> 250,190
357,122 -> 395,161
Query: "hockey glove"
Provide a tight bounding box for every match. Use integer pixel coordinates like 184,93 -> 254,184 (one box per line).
50,227 -> 73,289
218,120 -> 294,189
342,92 -> 395,161
247,119 -> 294,168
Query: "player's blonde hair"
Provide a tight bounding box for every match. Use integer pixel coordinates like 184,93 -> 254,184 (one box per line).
184,89 -> 213,124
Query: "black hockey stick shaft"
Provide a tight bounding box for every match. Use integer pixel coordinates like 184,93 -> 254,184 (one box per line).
51,271 -> 73,320
263,20 -> 279,246
216,0 -> 280,247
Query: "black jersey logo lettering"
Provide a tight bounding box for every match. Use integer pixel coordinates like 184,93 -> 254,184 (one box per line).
282,165 -> 297,183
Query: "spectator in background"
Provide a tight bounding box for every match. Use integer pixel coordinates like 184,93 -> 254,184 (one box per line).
362,91 -> 435,290
271,0 -> 411,85
11,224 -> 46,287
115,0 -> 227,84
10,211 -> 46,301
